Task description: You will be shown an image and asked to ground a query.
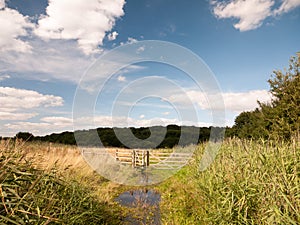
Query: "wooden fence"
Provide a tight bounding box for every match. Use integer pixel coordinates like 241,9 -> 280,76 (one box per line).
82,148 -> 192,169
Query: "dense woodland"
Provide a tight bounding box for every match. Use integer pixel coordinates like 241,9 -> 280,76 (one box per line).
2,53 -> 299,146
10,125 -> 224,148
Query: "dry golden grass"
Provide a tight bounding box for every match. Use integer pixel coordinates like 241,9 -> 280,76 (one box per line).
0,139 -> 123,224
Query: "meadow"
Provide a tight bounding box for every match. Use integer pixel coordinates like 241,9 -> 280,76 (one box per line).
1,138 -> 299,224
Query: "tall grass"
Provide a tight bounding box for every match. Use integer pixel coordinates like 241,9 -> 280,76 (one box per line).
1,138 -> 299,224
158,138 -> 300,224
0,140 -> 121,224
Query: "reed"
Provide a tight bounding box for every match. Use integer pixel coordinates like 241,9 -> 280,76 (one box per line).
0,139 -> 121,224
158,138 -> 300,224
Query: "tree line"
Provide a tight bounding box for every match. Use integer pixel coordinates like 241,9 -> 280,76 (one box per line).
227,53 -> 300,140
1,53 -> 298,145
9,125 -> 224,149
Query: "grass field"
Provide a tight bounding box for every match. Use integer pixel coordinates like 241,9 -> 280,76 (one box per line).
1,138 -> 299,224
158,138 -> 299,224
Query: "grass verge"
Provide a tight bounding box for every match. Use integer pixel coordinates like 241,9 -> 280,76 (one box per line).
0,140 -> 122,225
157,138 -> 300,224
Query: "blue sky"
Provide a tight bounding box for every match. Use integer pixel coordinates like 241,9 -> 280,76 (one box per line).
0,0 -> 299,136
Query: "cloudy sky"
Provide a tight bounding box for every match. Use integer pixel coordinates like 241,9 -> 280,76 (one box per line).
0,0 -> 299,136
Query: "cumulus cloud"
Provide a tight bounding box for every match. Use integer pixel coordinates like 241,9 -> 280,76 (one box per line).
222,90 -> 272,111
0,2 -> 34,52
2,116 -> 72,136
274,0 -> 300,15
211,0 -> 300,31
0,39 -> 93,83
107,31 -> 118,41
170,89 -> 272,113
2,117 -> 72,136
3,121 -> 51,136
211,0 -> 274,31
35,0 -> 126,55
0,39 -> 93,84
0,87 -> 63,113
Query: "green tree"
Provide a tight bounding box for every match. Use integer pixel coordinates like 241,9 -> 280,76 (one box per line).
15,132 -> 34,141
231,53 -> 300,140
231,109 -> 269,139
263,54 -> 300,139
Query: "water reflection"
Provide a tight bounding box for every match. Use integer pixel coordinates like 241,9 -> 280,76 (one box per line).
116,189 -> 161,224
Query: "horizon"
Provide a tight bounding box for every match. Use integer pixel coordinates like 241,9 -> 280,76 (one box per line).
4,124 -> 224,139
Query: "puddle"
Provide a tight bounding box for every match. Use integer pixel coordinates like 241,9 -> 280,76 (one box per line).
116,189 -> 161,225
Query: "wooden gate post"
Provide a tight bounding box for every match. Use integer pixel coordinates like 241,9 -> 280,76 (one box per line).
132,150 -> 136,168
146,150 -> 150,167
115,149 -> 119,161
142,150 -> 145,167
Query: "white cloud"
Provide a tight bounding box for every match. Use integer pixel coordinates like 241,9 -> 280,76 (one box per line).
107,31 -> 118,41
0,0 -> 5,9
0,87 -> 63,113
163,112 -> 170,115
120,37 -> 138,46
41,116 -> 73,126
117,75 -> 126,82
93,115 -> 180,128
2,116 -> 72,136
0,39 -> 144,86
0,39 -> 92,83
4,122 -> 52,136
222,90 -> 272,112
2,115 -> 179,136
211,0 -> 300,31
0,88 -> 273,136
35,0 -> 126,55
274,0 -> 300,15
211,0 -> 274,31
0,74 -> 10,81
0,3 -> 34,52
127,37 -> 138,44
0,112 -> 37,120
170,89 -> 272,113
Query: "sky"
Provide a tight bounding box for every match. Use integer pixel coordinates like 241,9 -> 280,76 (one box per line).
0,0 -> 299,137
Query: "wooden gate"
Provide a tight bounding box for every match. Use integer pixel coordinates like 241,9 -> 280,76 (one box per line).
82,148 -> 192,169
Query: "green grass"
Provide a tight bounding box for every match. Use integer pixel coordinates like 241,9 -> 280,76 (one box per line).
0,140 -> 122,225
157,138 -> 300,224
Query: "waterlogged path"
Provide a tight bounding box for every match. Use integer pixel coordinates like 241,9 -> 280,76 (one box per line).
116,189 -> 161,225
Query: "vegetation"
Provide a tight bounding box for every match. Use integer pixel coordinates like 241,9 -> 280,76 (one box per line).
229,53 -> 300,140
14,125 -> 223,149
1,138 -> 298,224
157,138 -> 299,224
0,140 -> 122,224
1,53 -> 299,224
156,54 -> 300,224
